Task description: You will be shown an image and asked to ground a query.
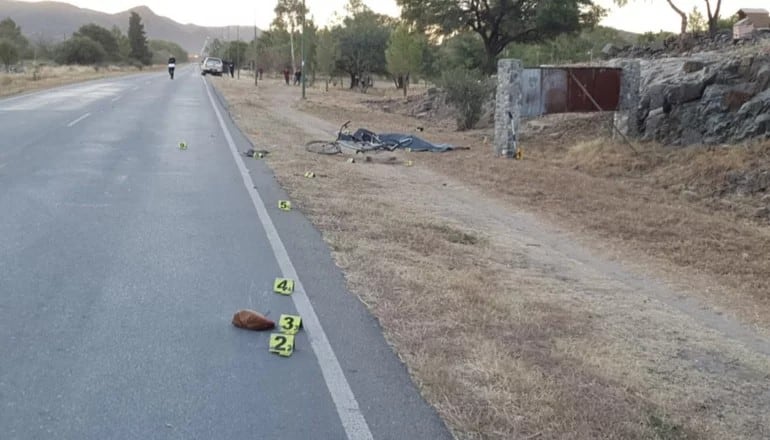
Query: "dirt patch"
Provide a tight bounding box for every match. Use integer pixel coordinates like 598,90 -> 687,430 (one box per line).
214,77 -> 770,439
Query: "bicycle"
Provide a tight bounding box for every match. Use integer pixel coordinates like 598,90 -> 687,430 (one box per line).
305,121 -> 395,155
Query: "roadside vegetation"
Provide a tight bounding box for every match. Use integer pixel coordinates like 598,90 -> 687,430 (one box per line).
0,11 -> 186,97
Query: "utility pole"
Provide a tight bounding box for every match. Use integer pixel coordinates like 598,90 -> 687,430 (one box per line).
301,0 -> 306,99
236,26 -> 240,79
254,24 -> 258,87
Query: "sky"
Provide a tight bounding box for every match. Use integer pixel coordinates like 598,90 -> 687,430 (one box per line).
16,0 -> 770,33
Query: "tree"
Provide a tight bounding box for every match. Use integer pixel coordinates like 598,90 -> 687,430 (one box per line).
303,19 -> 319,82
0,18 -> 28,52
128,12 -> 152,65
716,14 -> 737,31
224,40 -> 249,66
316,28 -> 339,87
398,0 -> 604,74
0,38 -> 19,71
54,36 -> 106,64
112,26 -> 130,60
704,0 -> 722,35
75,24 -> 119,60
688,6 -> 706,33
255,29 -> 292,72
149,40 -> 189,64
436,32 -> 486,72
386,24 -> 425,97
207,38 -> 225,58
273,0 -> 307,72
332,4 -> 392,89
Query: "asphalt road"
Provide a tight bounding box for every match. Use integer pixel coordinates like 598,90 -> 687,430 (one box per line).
0,66 -> 452,440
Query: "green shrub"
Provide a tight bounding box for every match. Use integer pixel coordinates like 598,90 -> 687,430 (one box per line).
54,36 -> 106,65
438,68 -> 493,131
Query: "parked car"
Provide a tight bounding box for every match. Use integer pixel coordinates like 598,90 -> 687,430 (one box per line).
200,57 -> 223,76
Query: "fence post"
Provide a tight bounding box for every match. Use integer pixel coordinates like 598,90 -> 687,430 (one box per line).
494,59 -> 522,158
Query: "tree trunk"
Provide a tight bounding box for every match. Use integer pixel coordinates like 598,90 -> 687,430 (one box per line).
349,73 -> 358,89
403,74 -> 408,100
482,46 -> 498,75
666,0 -> 688,36
705,0 -> 722,36
289,29 -> 296,72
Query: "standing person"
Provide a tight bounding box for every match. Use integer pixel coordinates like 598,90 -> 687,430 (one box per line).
167,56 -> 176,80
294,69 -> 301,86
283,68 -> 290,85
229,61 -> 235,78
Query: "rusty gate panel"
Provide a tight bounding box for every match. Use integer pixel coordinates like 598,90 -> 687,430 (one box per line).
542,68 -> 568,114
521,68 -> 543,118
566,68 -> 621,112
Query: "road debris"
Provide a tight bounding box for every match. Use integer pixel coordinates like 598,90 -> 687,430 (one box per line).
232,309 -> 275,330
242,148 -> 269,158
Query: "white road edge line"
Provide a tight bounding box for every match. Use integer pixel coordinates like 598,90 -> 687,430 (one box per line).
66,112 -> 91,127
203,78 -> 374,440
111,95 -> 123,102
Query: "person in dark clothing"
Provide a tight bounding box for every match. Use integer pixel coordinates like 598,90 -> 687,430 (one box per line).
228,61 -> 235,78
167,57 -> 176,79
283,68 -> 291,85
294,69 -> 301,86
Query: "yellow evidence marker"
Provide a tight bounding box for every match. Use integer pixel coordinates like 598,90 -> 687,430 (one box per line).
304,171 -> 315,178
273,278 -> 295,295
179,141 -> 188,150
279,314 -> 302,335
278,200 -> 292,211
269,333 -> 295,357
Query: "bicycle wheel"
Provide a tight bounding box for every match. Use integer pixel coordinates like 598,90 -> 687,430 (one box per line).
305,140 -> 341,155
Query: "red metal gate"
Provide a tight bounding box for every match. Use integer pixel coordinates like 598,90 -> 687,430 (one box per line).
521,67 -> 622,117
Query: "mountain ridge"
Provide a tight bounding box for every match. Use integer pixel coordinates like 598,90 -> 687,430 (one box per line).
0,0 -> 259,54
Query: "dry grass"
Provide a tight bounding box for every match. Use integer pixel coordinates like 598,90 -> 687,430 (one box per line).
294,87 -> 770,331
0,64 -> 166,98
214,78 -> 770,439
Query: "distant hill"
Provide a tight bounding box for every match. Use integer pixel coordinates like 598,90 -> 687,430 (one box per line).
0,0 -> 259,55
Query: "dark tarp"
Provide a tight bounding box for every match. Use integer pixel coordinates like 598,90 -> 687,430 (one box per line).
377,133 -> 455,152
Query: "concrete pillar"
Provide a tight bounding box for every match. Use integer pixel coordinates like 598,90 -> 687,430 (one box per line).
494,59 -> 522,158
612,60 -> 641,138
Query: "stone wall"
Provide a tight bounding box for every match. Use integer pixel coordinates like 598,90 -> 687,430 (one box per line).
634,53 -> 770,145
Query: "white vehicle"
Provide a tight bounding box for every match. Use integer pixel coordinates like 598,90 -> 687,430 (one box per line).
200,57 -> 223,76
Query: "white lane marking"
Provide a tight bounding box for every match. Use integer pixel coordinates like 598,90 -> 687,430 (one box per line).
111,95 -> 123,103
66,113 -> 91,127
203,77 -> 374,440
